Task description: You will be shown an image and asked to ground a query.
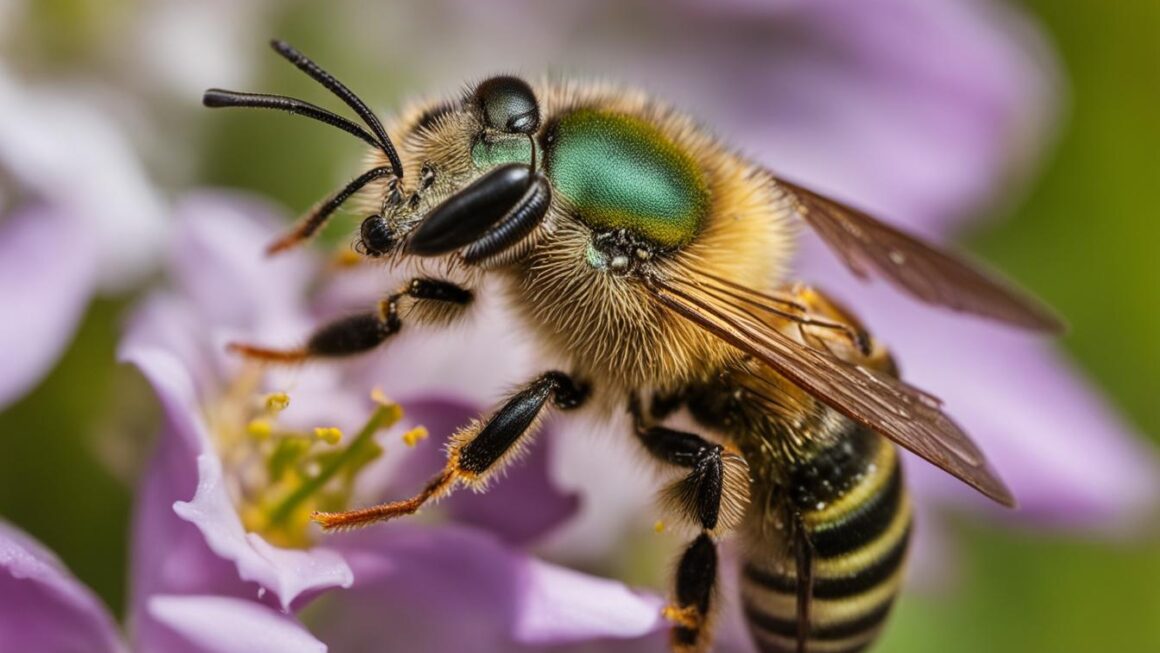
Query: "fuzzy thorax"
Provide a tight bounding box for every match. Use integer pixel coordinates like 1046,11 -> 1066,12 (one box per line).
356,80 -> 797,400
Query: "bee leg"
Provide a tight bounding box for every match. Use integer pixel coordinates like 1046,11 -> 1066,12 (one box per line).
666,533 -> 718,653
227,278 -> 472,363
792,511 -> 815,653
631,399 -> 750,653
313,371 -> 589,530
630,398 -> 750,536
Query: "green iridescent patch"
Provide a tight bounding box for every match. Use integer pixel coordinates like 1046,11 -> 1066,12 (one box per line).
545,108 -> 708,247
470,136 -> 536,170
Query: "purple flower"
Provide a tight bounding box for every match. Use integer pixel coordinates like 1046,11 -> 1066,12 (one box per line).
0,515 -> 327,653
0,521 -> 125,653
0,65 -> 167,408
119,192 -> 664,652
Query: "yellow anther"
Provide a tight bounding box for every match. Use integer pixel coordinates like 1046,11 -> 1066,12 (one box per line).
247,418 -> 274,440
265,392 -> 291,413
402,426 -> 429,448
370,387 -> 392,406
313,426 -> 343,445
333,249 -> 363,268
653,520 -> 666,534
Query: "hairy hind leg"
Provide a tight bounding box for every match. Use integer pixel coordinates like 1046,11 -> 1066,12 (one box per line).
313,371 -> 589,530
630,396 -> 751,653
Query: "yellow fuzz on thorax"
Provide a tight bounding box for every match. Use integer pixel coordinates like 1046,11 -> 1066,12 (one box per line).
514,82 -> 796,397
355,80 -> 796,401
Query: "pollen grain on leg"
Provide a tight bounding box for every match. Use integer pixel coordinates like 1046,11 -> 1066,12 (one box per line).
662,604 -> 701,630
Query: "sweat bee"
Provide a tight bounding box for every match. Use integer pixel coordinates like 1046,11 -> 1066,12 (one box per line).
205,40 -> 1063,653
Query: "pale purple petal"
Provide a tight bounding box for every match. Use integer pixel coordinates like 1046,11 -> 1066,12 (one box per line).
539,412 -> 659,564
513,558 -> 664,645
319,268 -> 541,410
121,343 -> 263,651
169,191 -> 314,336
0,206 -> 96,408
120,339 -> 350,652
0,521 -> 125,653
429,0 -> 1056,234
317,525 -> 663,651
0,64 -> 166,291
173,455 -> 354,611
148,595 -> 326,653
670,0 -> 1059,234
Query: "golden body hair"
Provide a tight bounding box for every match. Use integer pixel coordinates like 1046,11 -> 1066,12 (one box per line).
373,81 -> 797,401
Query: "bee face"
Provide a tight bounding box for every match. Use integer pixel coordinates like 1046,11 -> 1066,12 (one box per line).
367,76 -> 544,252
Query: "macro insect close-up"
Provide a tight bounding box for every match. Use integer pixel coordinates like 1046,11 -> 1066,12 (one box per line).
1,3 -> 1158,653
204,38 -> 1059,653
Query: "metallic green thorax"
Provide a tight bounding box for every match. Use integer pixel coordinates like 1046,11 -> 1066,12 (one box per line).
470,108 -> 710,248
545,109 -> 708,247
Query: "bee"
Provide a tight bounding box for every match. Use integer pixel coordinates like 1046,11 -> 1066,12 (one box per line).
205,40 -> 1063,653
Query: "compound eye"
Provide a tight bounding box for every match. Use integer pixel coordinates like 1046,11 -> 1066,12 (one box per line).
358,214 -> 395,257
475,76 -> 540,134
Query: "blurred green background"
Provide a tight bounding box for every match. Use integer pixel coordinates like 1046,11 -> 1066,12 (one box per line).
0,0 -> 1157,651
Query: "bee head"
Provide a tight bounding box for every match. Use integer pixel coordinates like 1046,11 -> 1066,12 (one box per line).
367,75 -> 549,263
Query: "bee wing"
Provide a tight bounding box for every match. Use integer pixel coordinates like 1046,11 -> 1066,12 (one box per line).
772,177 -> 1065,333
650,281 -> 1016,507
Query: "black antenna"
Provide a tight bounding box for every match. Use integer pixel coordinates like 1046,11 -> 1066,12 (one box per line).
269,39 -> 404,178
203,89 -> 384,152
267,166 -> 396,254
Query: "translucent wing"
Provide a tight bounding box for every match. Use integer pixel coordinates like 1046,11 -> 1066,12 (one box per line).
649,280 -> 1015,507
773,177 -> 1065,333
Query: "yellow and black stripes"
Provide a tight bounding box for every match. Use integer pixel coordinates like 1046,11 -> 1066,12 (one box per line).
741,426 -> 911,653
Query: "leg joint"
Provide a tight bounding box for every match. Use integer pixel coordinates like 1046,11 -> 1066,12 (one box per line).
541,371 -> 590,410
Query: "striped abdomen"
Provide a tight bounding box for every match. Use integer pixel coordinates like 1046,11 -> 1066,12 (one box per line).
741,425 -> 912,653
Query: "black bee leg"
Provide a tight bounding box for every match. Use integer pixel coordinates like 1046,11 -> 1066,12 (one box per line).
313,371 -> 589,530
792,512 -> 815,653
227,278 -> 472,363
667,533 -> 718,653
630,396 -> 751,535
630,397 -> 751,653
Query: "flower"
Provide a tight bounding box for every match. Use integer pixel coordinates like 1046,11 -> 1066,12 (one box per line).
0,520 -> 125,653
0,65 -> 167,408
0,517 -> 328,653
119,192 -> 665,652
